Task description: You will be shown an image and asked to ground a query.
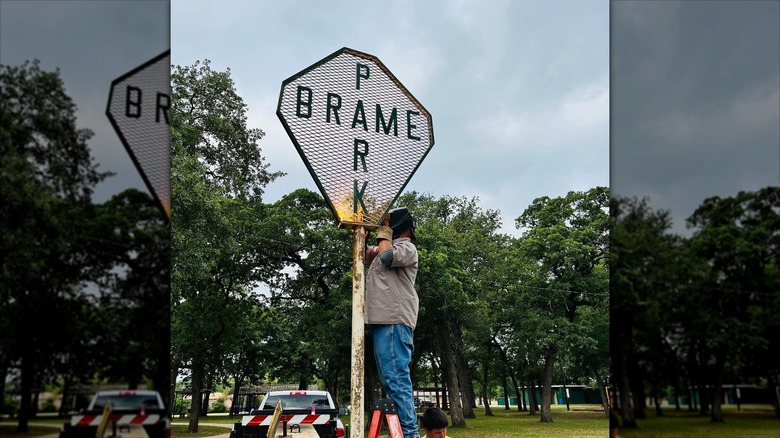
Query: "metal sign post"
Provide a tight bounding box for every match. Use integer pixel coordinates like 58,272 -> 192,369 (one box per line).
106,50 -> 171,222
277,47 -> 434,438
349,225 -> 366,437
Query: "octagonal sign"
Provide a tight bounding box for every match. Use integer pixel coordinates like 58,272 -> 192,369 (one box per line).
106,50 -> 171,221
277,47 -> 434,226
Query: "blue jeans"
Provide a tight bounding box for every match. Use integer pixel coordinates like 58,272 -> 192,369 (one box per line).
371,324 -> 419,438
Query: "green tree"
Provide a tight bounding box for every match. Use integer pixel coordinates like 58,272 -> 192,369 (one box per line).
611,188 -> 780,427
609,195 -> 676,428
515,187 -> 609,423
406,192 -> 507,427
1,60 -> 111,432
685,187 -> 780,422
257,188 -> 353,401
222,303 -> 275,417
170,59 -> 282,432
87,189 -> 171,396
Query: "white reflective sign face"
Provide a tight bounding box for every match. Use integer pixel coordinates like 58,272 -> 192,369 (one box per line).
278,48 -> 433,225
107,51 -> 171,220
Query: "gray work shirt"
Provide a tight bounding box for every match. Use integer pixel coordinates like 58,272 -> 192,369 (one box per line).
365,237 -> 419,330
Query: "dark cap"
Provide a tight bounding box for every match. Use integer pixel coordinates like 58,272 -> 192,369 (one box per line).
386,207 -> 415,239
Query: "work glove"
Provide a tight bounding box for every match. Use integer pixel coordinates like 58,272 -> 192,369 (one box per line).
376,225 -> 393,242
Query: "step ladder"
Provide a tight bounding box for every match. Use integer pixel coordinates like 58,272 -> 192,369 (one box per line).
366,399 -> 404,438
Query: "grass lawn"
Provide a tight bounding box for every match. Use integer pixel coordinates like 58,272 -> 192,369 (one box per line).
4,404 -> 777,437
170,424 -> 232,437
432,405 -> 609,438
0,424 -> 60,437
172,404 -> 611,438
616,405 -> 779,438
0,416 -> 64,437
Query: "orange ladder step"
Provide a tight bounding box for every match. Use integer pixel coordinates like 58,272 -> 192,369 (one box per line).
366,399 -> 404,438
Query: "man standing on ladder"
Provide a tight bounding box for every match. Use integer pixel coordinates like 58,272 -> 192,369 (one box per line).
364,207 -> 420,438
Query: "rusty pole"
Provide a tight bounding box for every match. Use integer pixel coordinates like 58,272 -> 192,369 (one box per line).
350,225 -> 366,438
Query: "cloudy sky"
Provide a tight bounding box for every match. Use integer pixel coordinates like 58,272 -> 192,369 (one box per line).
3,1 -> 776,239
612,1 -> 779,235
170,0 -> 610,237
0,0 -> 169,206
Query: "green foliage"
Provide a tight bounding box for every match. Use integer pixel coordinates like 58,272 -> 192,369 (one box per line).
40,396 -> 56,413
170,58 -> 284,427
611,187 -> 780,425
1,60 -> 108,401
210,396 -> 227,413
171,59 -> 282,201
2,60 -> 168,425
172,398 -> 189,415
2,393 -> 18,416
253,188 -> 353,400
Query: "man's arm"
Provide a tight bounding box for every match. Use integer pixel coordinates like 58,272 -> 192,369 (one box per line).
365,244 -> 379,264
364,239 -> 393,266
375,225 -> 394,266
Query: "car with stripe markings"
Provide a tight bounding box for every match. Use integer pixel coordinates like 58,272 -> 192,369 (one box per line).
230,390 -> 344,438
59,389 -> 170,438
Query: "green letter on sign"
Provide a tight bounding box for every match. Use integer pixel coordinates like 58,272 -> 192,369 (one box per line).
126,86 -> 141,118
406,110 -> 420,141
297,86 -> 312,118
356,63 -> 370,90
375,104 -> 398,136
352,100 -> 367,130
354,139 -> 368,172
354,180 -> 368,216
327,93 -> 342,124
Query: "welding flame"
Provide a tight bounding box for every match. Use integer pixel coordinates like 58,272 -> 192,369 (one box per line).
332,194 -> 392,224
334,197 -> 366,223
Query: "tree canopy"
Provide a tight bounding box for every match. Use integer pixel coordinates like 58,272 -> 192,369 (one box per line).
2,60 -> 169,430
611,187 -> 780,426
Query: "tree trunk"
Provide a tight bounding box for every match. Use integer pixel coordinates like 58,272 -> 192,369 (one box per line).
698,385 -> 709,416
502,374 -> 510,410
32,392 -> 39,417
169,364 -> 179,416
540,344 -> 557,423
231,375 -> 243,418
594,371 -> 609,413
710,353 -> 725,423
684,375 -> 696,411
17,354 -> 32,432
697,369 -> 709,416
298,374 -> 307,391
509,371 -> 522,412
59,378 -> 71,417
672,376 -> 682,411
441,324 -> 465,427
710,384 -> 723,423
617,355 -> 636,428
520,381 -> 527,412
452,323 -> 475,417
651,359 -> 663,416
433,363 -> 441,408
439,359 -> 448,411
481,360 -> 493,416
187,361 -> 203,433
331,375 -> 339,408
528,380 -> 538,416
768,374 -> 780,419
629,359 -> 646,419
0,366 -> 4,408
